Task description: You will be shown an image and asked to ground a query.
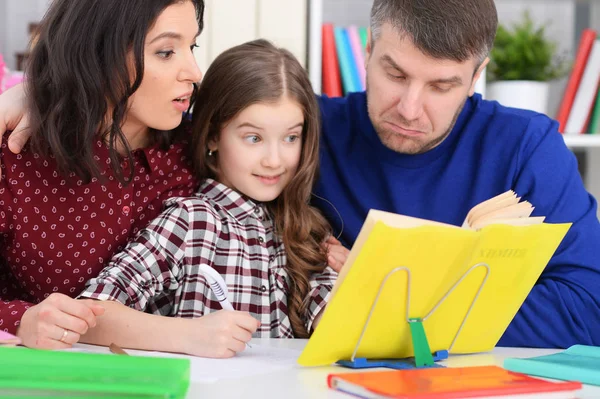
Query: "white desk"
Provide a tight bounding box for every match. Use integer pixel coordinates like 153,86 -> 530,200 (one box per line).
186,339 -> 600,399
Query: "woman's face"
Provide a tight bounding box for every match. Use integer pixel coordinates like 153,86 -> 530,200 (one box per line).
123,1 -> 202,137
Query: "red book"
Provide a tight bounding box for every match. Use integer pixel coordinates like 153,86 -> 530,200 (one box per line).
327,365 -> 582,398
556,29 -> 597,132
322,23 -> 343,97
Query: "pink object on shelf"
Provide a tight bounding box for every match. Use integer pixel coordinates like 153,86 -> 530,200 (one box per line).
0,54 -> 6,94
346,25 -> 366,91
0,54 -> 25,94
4,72 -> 25,90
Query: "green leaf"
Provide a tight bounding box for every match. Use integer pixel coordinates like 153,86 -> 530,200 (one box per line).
487,10 -> 569,82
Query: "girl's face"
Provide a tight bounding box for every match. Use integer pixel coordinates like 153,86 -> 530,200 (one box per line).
210,96 -> 304,202
123,1 -> 202,137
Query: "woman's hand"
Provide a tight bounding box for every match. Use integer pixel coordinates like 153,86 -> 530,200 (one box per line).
183,310 -> 260,358
0,83 -> 32,159
17,293 -> 105,349
323,236 -> 350,273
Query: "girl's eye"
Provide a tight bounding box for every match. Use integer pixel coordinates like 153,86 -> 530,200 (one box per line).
190,44 -> 199,52
157,50 -> 175,59
285,134 -> 301,143
244,135 -> 261,144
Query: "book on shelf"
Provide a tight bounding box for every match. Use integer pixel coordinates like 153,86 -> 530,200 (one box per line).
347,25 -> 366,89
556,28 -> 597,133
322,24 -> 368,96
564,39 -> 600,135
333,26 -> 361,94
322,23 -> 343,97
588,86 -> 600,134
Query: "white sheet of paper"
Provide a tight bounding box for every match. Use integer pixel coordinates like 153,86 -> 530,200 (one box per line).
68,343 -> 301,383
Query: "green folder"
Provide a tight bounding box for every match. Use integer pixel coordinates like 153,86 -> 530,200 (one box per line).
504,345 -> 600,386
0,346 -> 190,398
588,89 -> 600,134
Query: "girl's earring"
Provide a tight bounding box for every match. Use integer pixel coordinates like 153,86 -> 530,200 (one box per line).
208,149 -> 214,157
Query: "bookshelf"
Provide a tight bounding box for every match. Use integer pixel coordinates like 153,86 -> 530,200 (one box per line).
563,135 -> 600,148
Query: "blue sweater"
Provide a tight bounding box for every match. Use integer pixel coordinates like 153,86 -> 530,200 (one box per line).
314,91 -> 600,348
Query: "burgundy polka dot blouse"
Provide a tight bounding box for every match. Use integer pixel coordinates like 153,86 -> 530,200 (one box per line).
0,135 -> 198,334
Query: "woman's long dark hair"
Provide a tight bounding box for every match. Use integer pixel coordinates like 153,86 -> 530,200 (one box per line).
26,0 -> 204,183
191,40 -> 331,338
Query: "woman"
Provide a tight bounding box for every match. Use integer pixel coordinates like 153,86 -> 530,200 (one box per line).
0,0 -> 204,348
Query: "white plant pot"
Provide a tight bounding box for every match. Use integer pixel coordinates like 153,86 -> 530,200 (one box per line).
487,80 -> 549,115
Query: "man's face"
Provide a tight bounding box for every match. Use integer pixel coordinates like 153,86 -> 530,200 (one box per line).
365,23 -> 487,154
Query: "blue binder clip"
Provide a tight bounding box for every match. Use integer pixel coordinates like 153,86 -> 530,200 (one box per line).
336,264 -> 490,370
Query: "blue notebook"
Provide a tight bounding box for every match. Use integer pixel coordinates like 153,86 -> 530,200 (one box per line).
333,27 -> 361,94
504,345 -> 600,386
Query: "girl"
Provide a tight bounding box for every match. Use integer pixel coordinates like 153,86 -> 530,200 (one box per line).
76,40 -> 338,358
0,0 -> 204,348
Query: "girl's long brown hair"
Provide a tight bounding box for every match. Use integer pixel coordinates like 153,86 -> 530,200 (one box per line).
191,39 -> 330,337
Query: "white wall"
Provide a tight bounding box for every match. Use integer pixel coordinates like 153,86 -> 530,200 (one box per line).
195,0 -> 307,73
322,0 -> 372,26
0,0 -> 49,70
0,1 -> 6,58
0,0 -> 308,72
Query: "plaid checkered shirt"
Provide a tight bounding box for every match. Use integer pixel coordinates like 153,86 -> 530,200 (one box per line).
79,178 -> 337,337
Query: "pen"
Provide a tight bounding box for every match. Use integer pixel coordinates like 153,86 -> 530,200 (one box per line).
199,264 -> 235,310
109,342 -> 129,355
199,264 -> 252,349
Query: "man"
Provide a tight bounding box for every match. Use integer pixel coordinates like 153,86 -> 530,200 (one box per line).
313,0 -> 600,348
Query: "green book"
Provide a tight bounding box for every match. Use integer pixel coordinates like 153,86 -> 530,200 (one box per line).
588,89 -> 600,134
504,345 -> 600,386
359,26 -> 368,51
0,346 -> 190,398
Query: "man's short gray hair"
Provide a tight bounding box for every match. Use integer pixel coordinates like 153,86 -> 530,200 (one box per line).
370,0 -> 497,66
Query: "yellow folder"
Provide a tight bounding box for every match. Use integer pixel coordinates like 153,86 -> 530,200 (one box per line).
298,210 -> 570,367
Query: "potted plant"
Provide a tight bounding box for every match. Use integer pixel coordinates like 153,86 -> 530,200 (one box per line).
486,11 -> 568,115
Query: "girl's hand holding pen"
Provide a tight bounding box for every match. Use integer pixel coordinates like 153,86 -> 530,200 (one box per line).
199,264 -> 254,349
182,310 -> 260,358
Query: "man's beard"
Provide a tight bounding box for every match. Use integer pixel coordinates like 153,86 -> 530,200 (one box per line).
367,92 -> 467,155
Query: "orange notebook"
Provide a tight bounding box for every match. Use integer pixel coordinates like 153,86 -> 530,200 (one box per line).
327,366 -> 582,399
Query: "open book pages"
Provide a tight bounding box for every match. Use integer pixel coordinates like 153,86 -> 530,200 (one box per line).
330,191 -> 544,299
461,190 -> 545,230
